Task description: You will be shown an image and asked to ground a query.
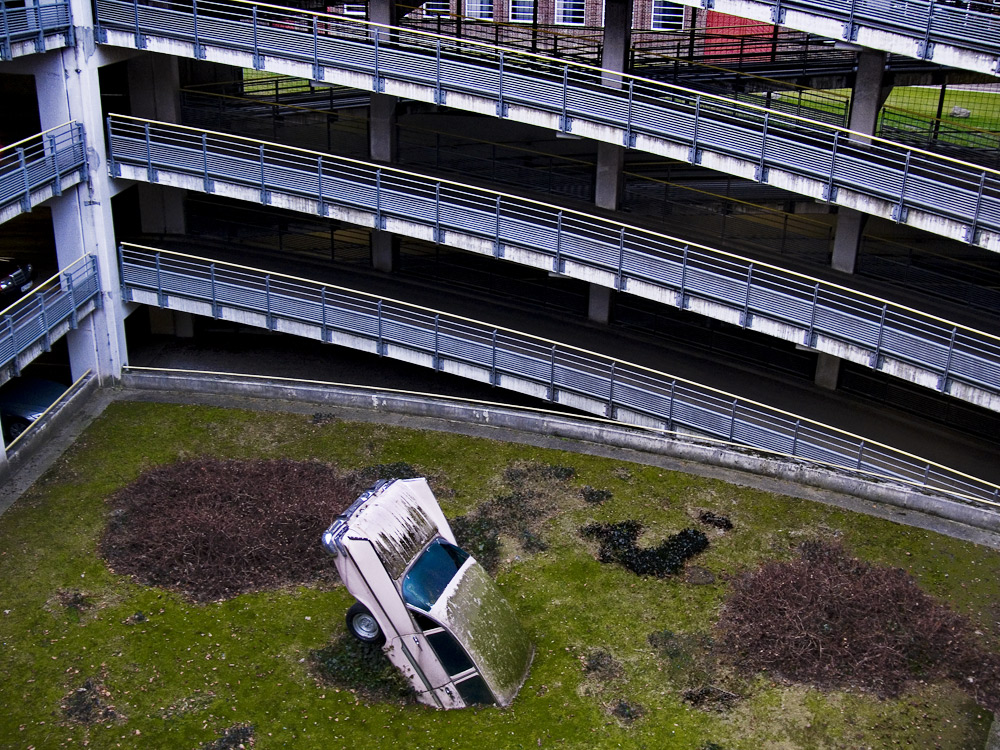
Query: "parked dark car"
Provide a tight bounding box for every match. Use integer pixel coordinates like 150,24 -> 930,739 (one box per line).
0,259 -> 36,308
0,377 -> 67,443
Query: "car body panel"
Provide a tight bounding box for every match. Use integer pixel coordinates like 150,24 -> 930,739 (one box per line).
323,477 -> 533,709
0,377 -> 67,442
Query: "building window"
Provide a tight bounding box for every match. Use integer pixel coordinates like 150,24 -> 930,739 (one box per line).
556,0 -> 585,25
424,1 -> 451,15
509,0 -> 533,21
341,3 -> 366,16
651,0 -> 683,30
466,0 -> 493,18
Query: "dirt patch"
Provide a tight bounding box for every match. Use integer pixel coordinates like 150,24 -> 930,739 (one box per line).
683,685 -> 741,711
610,698 -> 645,723
580,521 -> 709,577
583,648 -> 624,682
61,678 -> 121,725
311,634 -> 415,704
717,540 -> 1000,711
100,458 -> 357,602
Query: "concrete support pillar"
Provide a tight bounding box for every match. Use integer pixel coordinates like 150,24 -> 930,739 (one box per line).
128,53 -> 186,235
33,18 -> 128,384
588,284 -> 613,325
820,48 -> 889,390
371,231 -> 397,273
594,0 -> 632,212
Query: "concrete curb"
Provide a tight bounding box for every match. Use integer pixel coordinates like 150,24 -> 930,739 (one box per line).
119,370 -> 1000,535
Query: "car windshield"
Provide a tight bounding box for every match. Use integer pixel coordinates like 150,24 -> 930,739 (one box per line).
401,538 -> 470,611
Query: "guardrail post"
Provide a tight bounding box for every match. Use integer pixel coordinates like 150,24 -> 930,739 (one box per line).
741,264 -> 754,328
317,155 -> 326,216
843,0 -> 859,41
252,6 -> 263,69
689,98 -> 701,164
33,1 -> 43,52
376,299 -> 384,355
17,147 -> 30,212
48,133 -> 62,197
3,315 -> 17,376
201,133 -> 214,193
871,304 -> 887,369
264,275 -> 273,329
312,16 -> 322,79
857,440 -> 865,470
132,0 -> 147,49
372,28 -> 383,92
209,263 -> 219,318
728,399 -> 737,442
678,245 -> 689,310
805,282 -> 820,348
154,252 -> 164,307
496,52 -> 506,118
791,419 -> 800,456
494,196 -> 502,258
258,143 -> 270,204
825,131 -> 840,202
893,150 -> 911,223
624,78 -> 635,147
143,122 -> 156,183
965,171 -> 986,245
192,0 -> 206,59
938,326 -> 957,393
0,1 -> 11,61
320,287 -> 329,343
548,344 -> 557,401
757,113 -> 769,183
434,183 -> 442,244
607,361 -> 616,418
64,272 -> 78,329
559,66 -> 569,132
666,379 -> 676,431
616,228 -> 625,291
917,0 -> 935,60
554,211 -> 563,273
105,117 -> 120,178
38,285 -> 50,351
375,168 -> 382,229
433,314 -> 440,370
434,39 -> 444,105
490,328 -> 498,386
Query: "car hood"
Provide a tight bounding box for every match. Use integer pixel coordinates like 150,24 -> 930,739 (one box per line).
429,560 -> 533,707
0,379 -> 66,420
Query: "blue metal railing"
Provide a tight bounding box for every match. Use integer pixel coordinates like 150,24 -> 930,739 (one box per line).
0,0 -> 73,60
0,122 -> 88,225
0,255 -> 102,380
92,0 -> 1000,251
117,242 -> 1000,508
105,115 -> 1000,412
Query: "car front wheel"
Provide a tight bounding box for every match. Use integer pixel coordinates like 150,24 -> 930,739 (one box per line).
346,602 -> 384,645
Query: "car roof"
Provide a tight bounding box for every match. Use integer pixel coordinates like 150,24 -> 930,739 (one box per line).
0,378 -> 66,413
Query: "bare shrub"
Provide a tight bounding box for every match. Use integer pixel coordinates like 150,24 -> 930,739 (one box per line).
100,458 -> 355,602
717,540 -> 1000,711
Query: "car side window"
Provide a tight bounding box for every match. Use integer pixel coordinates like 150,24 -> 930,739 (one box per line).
401,538 -> 470,611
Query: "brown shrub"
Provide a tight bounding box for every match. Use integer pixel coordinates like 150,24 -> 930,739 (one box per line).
100,458 -> 355,602
716,540 -> 1000,711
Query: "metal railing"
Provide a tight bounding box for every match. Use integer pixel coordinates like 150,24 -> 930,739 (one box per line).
0,122 -> 88,225
0,0 -> 73,60
663,0 -> 1000,75
92,0 -> 1000,251
0,255 -> 102,382
117,242 -> 1000,508
105,115 -> 1000,412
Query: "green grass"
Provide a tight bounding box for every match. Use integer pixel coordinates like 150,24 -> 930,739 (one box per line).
1,401 -> 998,750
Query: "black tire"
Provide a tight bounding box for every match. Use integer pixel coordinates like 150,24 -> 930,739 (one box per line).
6,418 -> 30,442
346,602 -> 384,645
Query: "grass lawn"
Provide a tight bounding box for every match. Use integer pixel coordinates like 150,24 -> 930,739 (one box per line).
1,401 -> 998,749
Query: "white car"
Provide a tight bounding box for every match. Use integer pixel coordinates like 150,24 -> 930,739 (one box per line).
322,477 -> 533,709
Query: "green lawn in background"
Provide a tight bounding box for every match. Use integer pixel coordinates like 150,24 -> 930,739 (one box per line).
0,401 -> 997,750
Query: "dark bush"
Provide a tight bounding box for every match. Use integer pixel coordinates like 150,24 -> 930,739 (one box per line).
200,724 -> 255,750
717,540 -> 1000,711
581,521 -> 709,577
100,458 -> 355,602
698,512 -> 733,530
311,635 -> 415,703
581,486 -> 613,504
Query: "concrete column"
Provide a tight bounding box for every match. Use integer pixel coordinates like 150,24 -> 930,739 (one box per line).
820,48 -> 889,390
371,231 -> 397,273
128,53 -> 186,235
589,0 -> 632,324
367,0 -> 399,271
33,15 -> 128,384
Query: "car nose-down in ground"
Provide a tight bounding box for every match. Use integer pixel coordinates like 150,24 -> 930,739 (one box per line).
322,477 -> 534,709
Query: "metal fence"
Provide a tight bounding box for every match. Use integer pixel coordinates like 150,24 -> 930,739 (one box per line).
0,0 -> 73,60
117,242 -> 1000,508
0,122 -> 88,225
92,0 -> 1000,250
105,115 -> 1000,411
0,255 -> 102,380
